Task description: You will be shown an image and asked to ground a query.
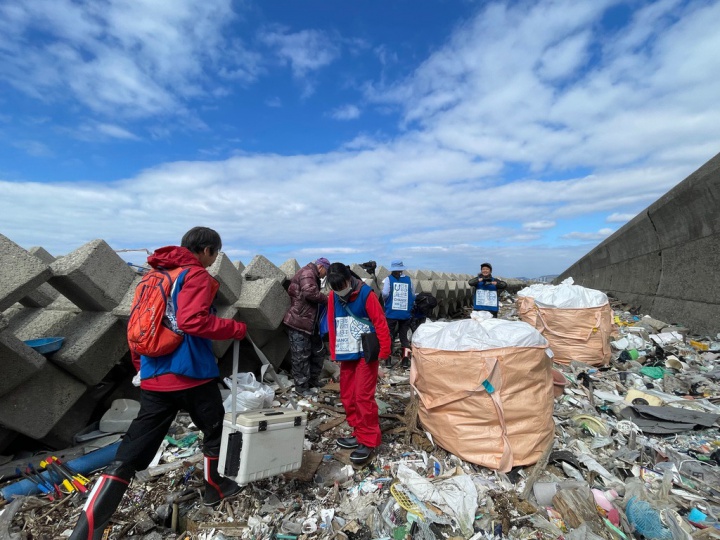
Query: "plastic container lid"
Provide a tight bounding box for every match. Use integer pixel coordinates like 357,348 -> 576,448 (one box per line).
23,337 -> 65,355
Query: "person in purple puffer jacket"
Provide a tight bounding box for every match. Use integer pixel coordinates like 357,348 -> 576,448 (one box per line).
283,258 -> 329,395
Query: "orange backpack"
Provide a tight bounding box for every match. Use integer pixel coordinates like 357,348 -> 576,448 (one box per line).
127,267 -> 189,357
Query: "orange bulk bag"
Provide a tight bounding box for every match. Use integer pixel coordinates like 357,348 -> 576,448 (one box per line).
410,316 -> 554,471
517,280 -> 613,366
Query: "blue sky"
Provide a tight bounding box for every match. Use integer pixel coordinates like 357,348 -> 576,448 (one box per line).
1,0 -> 719,278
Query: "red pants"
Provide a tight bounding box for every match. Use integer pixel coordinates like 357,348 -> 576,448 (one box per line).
339,359 -> 381,447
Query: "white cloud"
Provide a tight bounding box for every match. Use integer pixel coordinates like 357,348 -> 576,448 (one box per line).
606,212 -> 637,223
537,31 -> 591,81
260,27 -> 340,78
367,0 -> 720,173
374,45 -> 399,67
12,140 -> 54,157
562,228 -> 614,241
258,27 -> 340,97
295,247 -> 364,255
96,123 -> 140,140
523,220 -> 556,231
394,228 -> 507,245
330,105 -> 361,120
0,0 -> 255,119
508,234 -> 541,242
0,142 -> 656,276
1,0 -> 719,279
265,97 -> 282,108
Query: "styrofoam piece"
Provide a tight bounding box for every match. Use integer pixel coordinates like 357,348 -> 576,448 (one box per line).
99,399 -> 141,433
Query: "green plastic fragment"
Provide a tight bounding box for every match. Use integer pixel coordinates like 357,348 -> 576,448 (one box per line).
164,433 -> 199,448
639,366 -> 666,379
603,518 -> 627,539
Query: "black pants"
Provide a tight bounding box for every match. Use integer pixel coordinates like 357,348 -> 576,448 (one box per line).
387,318 -> 413,350
288,329 -> 324,387
114,381 -> 225,472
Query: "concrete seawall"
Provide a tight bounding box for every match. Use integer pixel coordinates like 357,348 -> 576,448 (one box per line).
557,151 -> 720,335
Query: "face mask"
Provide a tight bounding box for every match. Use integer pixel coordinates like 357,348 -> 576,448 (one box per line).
335,285 -> 352,298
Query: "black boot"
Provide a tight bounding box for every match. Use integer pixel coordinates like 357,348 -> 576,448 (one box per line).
350,445 -> 373,464
69,461 -> 133,540
203,455 -> 242,507
401,347 -> 411,369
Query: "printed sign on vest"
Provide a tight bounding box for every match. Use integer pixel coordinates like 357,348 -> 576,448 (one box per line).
475,288 -> 498,308
391,282 -> 410,311
335,316 -> 370,355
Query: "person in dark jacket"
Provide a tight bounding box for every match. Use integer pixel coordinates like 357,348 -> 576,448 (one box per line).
468,262 -> 507,317
69,227 -> 248,540
326,263 -> 391,464
283,258 -> 329,396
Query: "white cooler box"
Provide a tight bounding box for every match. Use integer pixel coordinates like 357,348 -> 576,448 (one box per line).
218,408 -> 307,485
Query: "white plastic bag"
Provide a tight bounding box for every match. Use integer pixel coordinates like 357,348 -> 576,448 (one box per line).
223,390 -> 265,412
224,372 -> 259,391
412,317 -> 548,351
222,372 -> 275,412
395,463 -> 477,537
517,277 -> 608,308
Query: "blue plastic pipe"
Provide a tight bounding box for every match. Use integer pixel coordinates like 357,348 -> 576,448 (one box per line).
0,441 -> 120,501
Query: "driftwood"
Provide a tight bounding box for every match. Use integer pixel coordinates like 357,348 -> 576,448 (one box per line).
315,403 -> 346,415
317,416 -> 346,433
552,485 -> 612,540
520,437 -> 555,500
0,496 -> 23,540
402,389 -> 424,444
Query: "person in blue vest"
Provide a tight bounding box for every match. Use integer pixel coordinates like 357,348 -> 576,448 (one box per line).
326,263 -> 391,464
382,259 -> 416,369
468,262 -> 507,317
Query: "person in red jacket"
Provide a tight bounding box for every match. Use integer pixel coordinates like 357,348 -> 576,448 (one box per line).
70,227 -> 248,540
326,263 -> 391,464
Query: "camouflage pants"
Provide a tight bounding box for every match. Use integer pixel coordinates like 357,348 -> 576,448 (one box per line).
288,328 -> 325,387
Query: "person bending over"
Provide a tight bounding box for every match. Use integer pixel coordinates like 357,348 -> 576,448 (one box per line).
326,263 -> 391,464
